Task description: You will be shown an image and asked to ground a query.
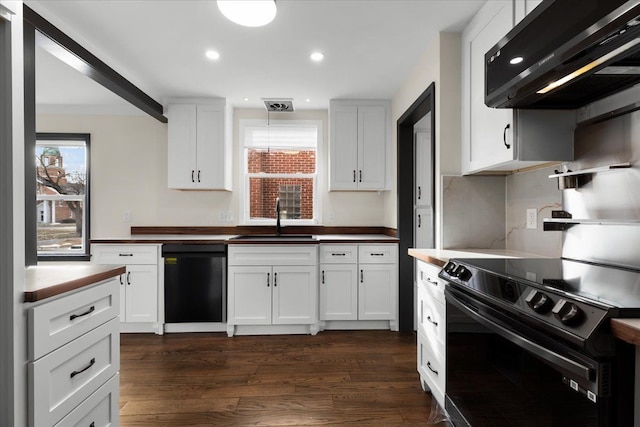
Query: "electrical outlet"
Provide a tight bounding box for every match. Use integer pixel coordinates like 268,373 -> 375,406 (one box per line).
226,211 -> 234,221
218,211 -> 225,221
328,212 -> 335,222
526,209 -> 537,229
122,210 -> 131,222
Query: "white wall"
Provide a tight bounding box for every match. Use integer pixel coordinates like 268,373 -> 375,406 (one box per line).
37,108 -> 387,238
387,32 -> 462,247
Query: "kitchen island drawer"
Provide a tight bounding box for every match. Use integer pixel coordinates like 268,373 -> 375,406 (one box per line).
417,284 -> 445,347
91,244 -> 158,265
54,373 -> 119,427
28,278 -> 119,360
417,260 -> 445,304
319,244 -> 358,264
30,317 -> 120,427
417,329 -> 445,407
358,244 -> 398,264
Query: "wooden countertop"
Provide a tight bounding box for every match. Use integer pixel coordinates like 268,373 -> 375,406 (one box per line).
408,248 -> 542,267
91,234 -> 399,245
611,319 -> 640,346
24,263 -> 126,303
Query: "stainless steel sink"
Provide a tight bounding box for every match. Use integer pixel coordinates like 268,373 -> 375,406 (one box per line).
230,234 -> 316,241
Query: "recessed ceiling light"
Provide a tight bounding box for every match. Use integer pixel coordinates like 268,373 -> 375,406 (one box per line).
243,97 -> 249,101
310,52 -> 325,62
205,50 -> 220,60
217,0 -> 277,27
305,98 -> 311,103
509,56 -> 524,65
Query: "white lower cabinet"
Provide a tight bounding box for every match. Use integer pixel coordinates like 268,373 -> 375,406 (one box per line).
227,245 -> 318,336
319,244 -> 398,330
27,278 -> 120,427
416,260 -> 446,408
92,244 -> 160,333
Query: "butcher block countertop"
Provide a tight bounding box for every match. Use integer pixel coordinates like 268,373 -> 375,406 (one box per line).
610,319 -> 640,346
408,248 -> 542,268
24,263 -> 125,303
90,234 -> 400,245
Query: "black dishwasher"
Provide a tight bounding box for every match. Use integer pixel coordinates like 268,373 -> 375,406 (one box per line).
162,244 -> 226,323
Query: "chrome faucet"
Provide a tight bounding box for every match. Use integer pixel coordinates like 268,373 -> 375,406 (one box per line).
275,197 -> 282,236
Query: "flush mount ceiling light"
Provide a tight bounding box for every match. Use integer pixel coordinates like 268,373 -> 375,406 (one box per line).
217,0 -> 277,27
310,51 -> 325,62
205,50 -> 220,60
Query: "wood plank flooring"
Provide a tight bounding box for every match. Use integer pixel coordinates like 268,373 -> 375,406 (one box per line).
119,330 -> 445,426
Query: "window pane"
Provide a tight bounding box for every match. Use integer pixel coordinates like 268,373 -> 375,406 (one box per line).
37,199 -> 85,254
36,140 -> 87,257
247,148 -> 316,174
249,178 -> 313,220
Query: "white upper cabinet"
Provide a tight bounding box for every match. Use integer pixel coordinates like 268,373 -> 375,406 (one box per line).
167,98 -> 232,190
415,130 -> 432,207
461,0 -> 574,174
329,100 -> 390,190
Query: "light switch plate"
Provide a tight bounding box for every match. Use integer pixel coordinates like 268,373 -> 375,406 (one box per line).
526,209 -> 537,229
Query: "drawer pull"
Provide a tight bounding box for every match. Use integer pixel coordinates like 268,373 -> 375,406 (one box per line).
331,253 -> 346,256
426,277 -> 439,287
118,253 -> 134,257
70,357 -> 96,379
427,361 -> 439,376
370,253 -> 385,256
427,315 -> 438,327
70,305 -> 95,321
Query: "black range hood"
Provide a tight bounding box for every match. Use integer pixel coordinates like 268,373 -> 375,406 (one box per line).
486,0 -> 640,109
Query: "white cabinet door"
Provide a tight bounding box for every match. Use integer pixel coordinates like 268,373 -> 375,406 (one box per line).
167,103 -> 198,189
228,266 -> 272,325
358,105 -> 386,190
359,264 -> 397,320
514,0 -> 543,24
415,208 -> 433,249
330,104 -> 359,190
196,103 -> 226,189
124,265 -> 158,323
319,264 -> 358,321
464,0 -> 514,174
272,266 -> 316,325
415,131 -> 432,206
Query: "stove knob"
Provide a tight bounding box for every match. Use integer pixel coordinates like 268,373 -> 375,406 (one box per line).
552,299 -> 584,326
525,290 -> 553,313
443,262 -> 457,275
453,265 -> 472,281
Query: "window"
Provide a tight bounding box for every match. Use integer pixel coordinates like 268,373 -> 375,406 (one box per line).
241,120 -> 320,224
35,133 -> 90,260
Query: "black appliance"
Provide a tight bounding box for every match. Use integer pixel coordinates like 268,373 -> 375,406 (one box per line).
485,0 -> 640,109
162,244 -> 226,323
439,257 -> 639,427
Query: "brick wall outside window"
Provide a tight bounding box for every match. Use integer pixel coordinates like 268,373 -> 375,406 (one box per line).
248,149 -> 315,219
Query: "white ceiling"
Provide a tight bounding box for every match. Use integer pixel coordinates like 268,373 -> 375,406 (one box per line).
28,0 -> 485,115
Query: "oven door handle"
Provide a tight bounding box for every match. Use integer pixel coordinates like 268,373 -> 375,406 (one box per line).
447,290 -> 593,382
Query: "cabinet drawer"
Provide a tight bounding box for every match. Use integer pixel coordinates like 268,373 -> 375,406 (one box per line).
54,373 -> 119,427
92,244 -> 158,265
29,278 -> 119,360
228,245 -> 317,266
417,284 -> 445,348
417,261 -> 445,304
30,318 -> 120,427
417,329 -> 445,407
319,245 -> 358,264
358,244 -> 398,264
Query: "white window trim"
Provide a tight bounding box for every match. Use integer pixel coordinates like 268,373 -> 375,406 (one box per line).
238,119 -> 323,225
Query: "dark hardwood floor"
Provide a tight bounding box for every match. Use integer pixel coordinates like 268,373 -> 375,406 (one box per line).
119,330 -> 445,426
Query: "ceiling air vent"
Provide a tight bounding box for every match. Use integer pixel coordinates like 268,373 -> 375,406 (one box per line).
263,98 -> 294,112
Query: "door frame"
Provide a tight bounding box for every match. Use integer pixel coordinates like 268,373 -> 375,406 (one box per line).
396,83 -> 435,332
